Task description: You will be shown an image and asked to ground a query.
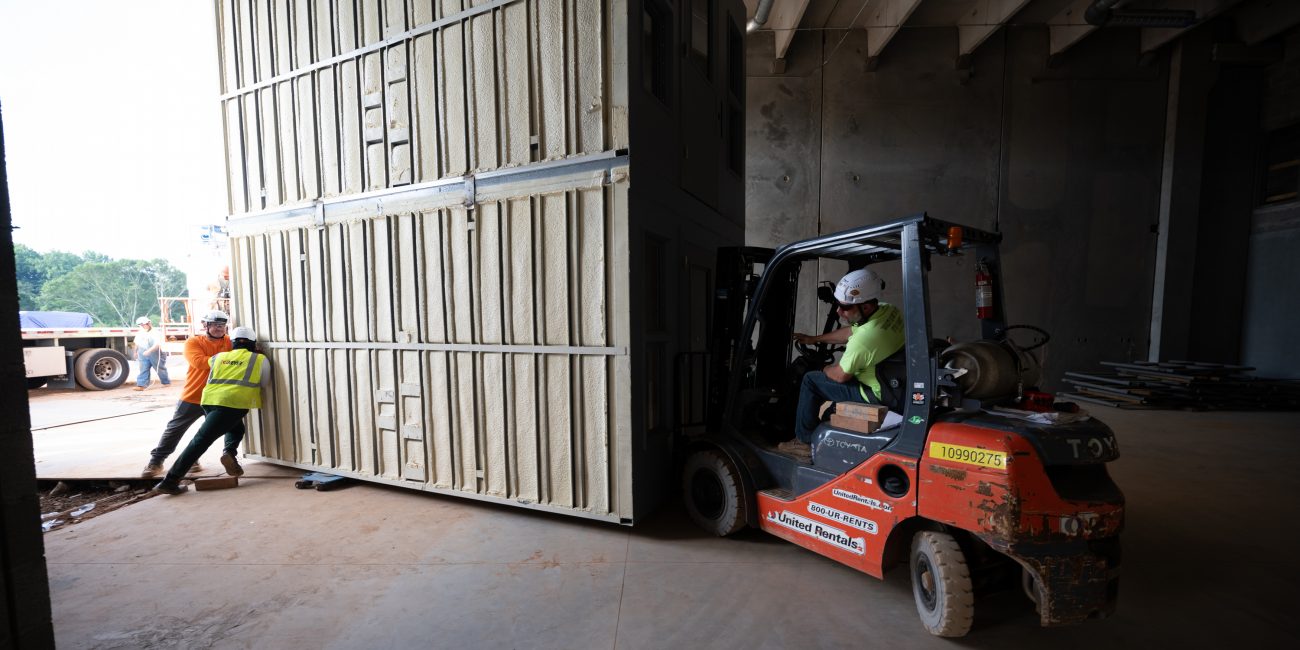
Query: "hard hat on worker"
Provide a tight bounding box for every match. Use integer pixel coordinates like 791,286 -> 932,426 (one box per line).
230,326 -> 257,342
201,309 -> 229,324
834,268 -> 885,305
136,316 -> 151,325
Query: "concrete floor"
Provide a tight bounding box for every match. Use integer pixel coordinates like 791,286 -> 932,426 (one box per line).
32,384 -> 1300,648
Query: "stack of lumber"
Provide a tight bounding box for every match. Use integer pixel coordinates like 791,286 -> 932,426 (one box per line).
831,402 -> 889,433
1060,360 -> 1300,410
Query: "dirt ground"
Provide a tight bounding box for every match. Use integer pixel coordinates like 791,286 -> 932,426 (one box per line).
38,481 -> 156,534
31,354 -> 197,532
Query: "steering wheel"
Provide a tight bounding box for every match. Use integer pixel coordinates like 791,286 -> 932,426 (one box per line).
794,338 -> 835,369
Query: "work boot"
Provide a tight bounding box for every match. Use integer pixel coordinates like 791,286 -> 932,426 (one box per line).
152,480 -> 188,495
187,462 -> 204,474
141,463 -> 164,479
777,439 -> 813,461
133,386 -> 145,391
220,452 -> 244,477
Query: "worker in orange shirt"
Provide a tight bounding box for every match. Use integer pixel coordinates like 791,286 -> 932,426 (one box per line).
140,310 -> 236,478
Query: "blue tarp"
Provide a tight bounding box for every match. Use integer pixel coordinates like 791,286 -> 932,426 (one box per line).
19,311 -> 95,328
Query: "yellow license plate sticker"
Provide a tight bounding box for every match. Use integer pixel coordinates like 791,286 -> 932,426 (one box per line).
930,442 -> 1007,470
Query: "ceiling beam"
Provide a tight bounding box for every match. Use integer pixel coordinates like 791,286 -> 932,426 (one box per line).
958,0 -> 1032,56
770,0 -> 813,61
1140,0 -> 1242,53
864,0 -> 924,61
1048,0 -> 1099,58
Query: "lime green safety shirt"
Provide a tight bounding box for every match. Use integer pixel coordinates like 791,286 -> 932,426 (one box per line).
838,302 -> 905,401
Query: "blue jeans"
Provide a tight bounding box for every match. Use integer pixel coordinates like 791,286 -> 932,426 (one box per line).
137,351 -> 170,387
794,371 -> 876,443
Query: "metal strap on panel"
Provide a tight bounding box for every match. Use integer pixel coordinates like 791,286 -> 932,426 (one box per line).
261,341 -> 627,356
220,0 -> 527,100
226,150 -> 629,232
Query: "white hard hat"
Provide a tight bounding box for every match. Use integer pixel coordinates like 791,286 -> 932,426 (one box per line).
136,316 -> 152,325
230,326 -> 257,342
202,309 -> 229,324
834,269 -> 885,305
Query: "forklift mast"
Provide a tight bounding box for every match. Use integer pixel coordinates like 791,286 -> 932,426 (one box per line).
706,246 -> 774,430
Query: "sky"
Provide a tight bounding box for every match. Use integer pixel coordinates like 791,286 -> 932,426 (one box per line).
0,0 -> 228,277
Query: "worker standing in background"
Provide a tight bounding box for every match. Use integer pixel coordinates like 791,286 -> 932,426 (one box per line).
153,326 -> 270,495
782,268 -> 905,459
132,316 -> 170,390
140,310 -> 234,478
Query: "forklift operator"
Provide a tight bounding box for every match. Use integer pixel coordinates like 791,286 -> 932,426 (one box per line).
780,268 -> 905,458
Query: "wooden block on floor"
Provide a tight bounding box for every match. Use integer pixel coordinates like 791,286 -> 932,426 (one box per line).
830,413 -> 880,433
836,402 -> 887,422
193,476 -> 239,491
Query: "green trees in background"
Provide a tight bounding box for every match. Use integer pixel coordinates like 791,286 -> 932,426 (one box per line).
13,244 -> 187,326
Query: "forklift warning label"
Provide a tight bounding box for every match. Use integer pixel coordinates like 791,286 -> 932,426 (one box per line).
767,510 -> 866,555
929,442 -> 1007,470
808,501 -> 879,535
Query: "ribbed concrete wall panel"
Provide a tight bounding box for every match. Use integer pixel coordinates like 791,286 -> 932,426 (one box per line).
217,0 -> 624,215
217,0 -> 744,523
229,180 -> 630,520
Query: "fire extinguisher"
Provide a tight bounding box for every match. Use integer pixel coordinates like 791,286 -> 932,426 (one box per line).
975,261 -> 993,320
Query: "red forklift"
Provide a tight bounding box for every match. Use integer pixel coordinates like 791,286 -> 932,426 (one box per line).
680,214 -> 1123,637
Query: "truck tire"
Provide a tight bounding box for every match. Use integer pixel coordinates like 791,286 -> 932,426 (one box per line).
682,450 -> 747,536
910,531 -> 975,637
73,348 -> 129,390
27,377 -> 47,390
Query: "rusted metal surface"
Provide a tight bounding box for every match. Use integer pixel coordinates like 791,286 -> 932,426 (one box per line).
919,420 -> 1124,625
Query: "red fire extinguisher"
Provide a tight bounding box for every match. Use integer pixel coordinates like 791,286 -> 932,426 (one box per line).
975,261 -> 993,320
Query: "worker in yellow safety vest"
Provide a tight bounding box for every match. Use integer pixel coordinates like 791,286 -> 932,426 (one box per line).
154,326 -> 271,495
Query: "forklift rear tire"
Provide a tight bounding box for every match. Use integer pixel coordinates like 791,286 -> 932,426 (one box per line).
910,531 -> 975,637
682,450 -> 746,536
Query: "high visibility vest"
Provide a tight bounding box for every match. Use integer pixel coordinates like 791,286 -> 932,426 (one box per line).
201,348 -> 265,409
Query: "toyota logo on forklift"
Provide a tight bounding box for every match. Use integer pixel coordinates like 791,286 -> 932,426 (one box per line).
680,215 -> 1124,637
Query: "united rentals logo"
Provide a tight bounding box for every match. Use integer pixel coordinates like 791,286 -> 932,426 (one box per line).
832,488 -> 892,513
766,510 -> 865,555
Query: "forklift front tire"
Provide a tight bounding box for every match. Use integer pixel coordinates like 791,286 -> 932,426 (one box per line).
682,450 -> 746,536
910,531 -> 975,637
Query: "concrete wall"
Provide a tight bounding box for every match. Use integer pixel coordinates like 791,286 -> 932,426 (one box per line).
1242,34 -> 1300,378
747,25 -> 1168,389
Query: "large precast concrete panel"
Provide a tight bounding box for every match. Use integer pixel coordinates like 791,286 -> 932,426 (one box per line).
230,179 -> 631,520
217,0 -> 747,522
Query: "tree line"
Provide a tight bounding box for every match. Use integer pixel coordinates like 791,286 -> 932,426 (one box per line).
14,244 -> 188,326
